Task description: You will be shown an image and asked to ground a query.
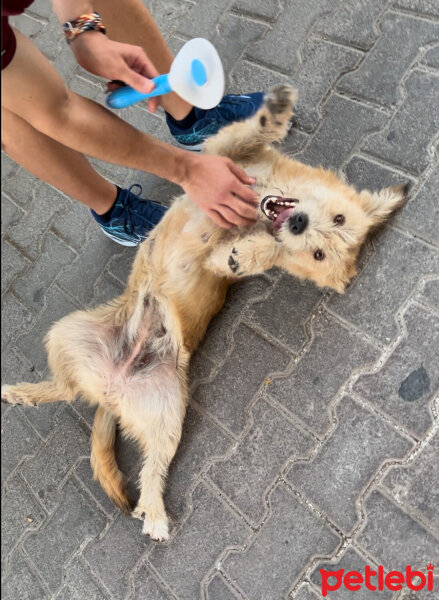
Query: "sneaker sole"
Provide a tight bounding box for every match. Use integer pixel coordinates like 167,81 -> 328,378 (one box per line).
175,140 -> 203,152
100,228 -> 140,247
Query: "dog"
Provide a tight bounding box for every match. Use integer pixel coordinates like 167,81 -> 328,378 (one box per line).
1,86 -> 408,540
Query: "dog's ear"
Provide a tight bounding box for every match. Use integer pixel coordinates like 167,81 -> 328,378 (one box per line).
358,183 -> 410,227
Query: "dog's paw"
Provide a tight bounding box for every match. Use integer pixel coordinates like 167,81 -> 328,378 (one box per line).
142,517 -> 169,541
1,385 -> 33,406
265,85 -> 297,116
227,248 -> 244,276
257,86 -> 297,142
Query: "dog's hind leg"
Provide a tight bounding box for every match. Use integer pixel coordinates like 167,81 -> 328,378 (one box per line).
1,379 -> 74,407
91,405 -> 133,514
203,85 -> 297,161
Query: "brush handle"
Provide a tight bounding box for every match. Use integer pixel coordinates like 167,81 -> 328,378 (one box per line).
106,74 -> 172,109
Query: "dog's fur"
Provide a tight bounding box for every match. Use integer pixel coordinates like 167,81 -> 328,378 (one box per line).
1,87 -> 408,540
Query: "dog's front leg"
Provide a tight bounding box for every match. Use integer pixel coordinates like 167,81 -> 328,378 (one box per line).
207,233 -> 279,278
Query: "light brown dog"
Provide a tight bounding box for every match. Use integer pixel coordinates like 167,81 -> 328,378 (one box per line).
1,86 -> 408,540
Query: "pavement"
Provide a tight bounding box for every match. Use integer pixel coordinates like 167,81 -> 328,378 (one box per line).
1,0 -> 439,599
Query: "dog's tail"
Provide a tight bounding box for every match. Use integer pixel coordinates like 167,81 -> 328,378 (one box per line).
91,406 -> 133,514
1,380 -> 73,406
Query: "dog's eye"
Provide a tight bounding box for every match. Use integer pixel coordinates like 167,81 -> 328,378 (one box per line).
314,249 -> 325,261
334,214 -> 345,225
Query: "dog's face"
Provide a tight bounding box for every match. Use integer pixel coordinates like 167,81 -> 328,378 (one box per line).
259,171 -> 408,293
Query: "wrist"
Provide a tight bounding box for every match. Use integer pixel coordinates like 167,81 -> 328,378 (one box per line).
171,149 -> 197,187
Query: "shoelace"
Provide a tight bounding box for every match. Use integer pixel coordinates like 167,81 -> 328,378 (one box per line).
120,184 -> 143,237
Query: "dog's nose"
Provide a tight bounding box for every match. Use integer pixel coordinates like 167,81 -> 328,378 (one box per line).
288,212 -> 308,235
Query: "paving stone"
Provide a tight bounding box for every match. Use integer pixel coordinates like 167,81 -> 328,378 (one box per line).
394,0 -> 439,18
104,247 -> 137,285
55,557 -> 110,600
229,60 -> 289,95
188,350 -> 216,389
207,573 -> 241,600
293,583 -> 321,599
128,563 -> 170,600
2,551 -> 48,600
51,198 -> 92,251
8,185 -> 70,259
310,547 -> 393,600
200,276 -> 270,360
344,155 -> 414,193
419,279 -> 439,310
1,152 -> 19,181
209,399 -> 314,525
382,430 -> 439,531
289,39 -> 362,132
68,75 -> 102,99
91,273 -> 124,307
287,395 -> 413,532
356,489 -> 439,571
329,228 -> 439,343
232,0 -> 282,20
282,129 -> 311,156
24,479 -> 106,592
193,323 -> 290,435
150,481 -> 250,600
354,304 -> 439,437
2,168 -> 42,209
223,483 -> 341,599
1,194 -> 25,236
1,475 -> 46,567
314,0 -> 387,49
422,44 -> 439,69
75,459 -> 117,517
1,239 -> 30,295
83,513 -> 151,598
31,13 -> 63,61
298,95 -> 387,170
17,285 -> 81,372
177,0 -> 231,38
245,275 -> 322,352
338,13 -> 439,108
246,0 -> 336,73
21,406 -> 90,512
268,311 -> 379,437
57,227 -> 123,306
26,0 -> 51,20
145,0 -> 195,38
1,294 -> 33,352
52,42 -> 78,83
165,405 -> 232,521
14,233 -> 76,312
362,70 -> 439,176
1,348 -> 39,388
18,401 -> 62,441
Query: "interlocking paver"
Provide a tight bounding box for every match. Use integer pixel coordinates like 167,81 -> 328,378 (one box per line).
287,395 -> 413,532
223,483 -> 341,600
207,573 -> 241,600
423,43 -> 439,68
1,193 -> 25,236
1,551 -> 48,600
1,406 -> 41,486
344,155 -> 414,192
419,278 -> 439,310
354,304 -> 439,438
394,0 -> 439,18
55,558 -> 110,600
1,239 -> 30,295
293,583 -> 321,599
268,311 -> 379,436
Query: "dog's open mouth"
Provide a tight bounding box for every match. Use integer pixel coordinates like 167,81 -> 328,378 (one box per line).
260,196 -> 298,231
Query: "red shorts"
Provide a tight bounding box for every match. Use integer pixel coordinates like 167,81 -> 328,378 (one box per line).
2,0 -> 35,70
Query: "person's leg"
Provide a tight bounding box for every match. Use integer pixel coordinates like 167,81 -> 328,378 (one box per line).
94,0 -> 192,120
1,107 -> 117,215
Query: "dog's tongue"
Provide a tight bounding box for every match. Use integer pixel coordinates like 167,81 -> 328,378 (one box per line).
274,208 -> 294,231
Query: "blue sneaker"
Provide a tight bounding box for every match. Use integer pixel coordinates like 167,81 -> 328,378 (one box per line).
166,92 -> 264,151
91,185 -> 167,246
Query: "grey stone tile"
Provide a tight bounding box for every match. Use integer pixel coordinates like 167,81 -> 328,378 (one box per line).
129,563 -> 171,600
21,406 -> 91,512
314,0 -> 387,49
2,551 -> 48,600
18,402 -> 62,441
26,0 -> 51,20
419,279 -> 439,310
1,239 -> 30,295
55,557 -> 111,600
75,459 -> 118,517
165,405 -> 232,521
17,285 -> 81,372
362,71 -> 439,176
201,276 -> 270,360
293,583 -> 321,599
289,39 -> 362,132
52,42 -> 78,83
91,273 -> 124,307
329,228 -> 439,343
338,13 -> 439,108
382,430 -> 439,530
193,323 -> 290,434
207,573 -> 241,600
208,398 -> 314,525
2,475 -> 46,564
344,155 -> 414,193
145,0 -> 196,37
287,396 -> 413,532
229,60 -> 289,95
13,232 -> 76,312
31,13 -> 63,61
356,489 -> 439,571
51,198 -> 93,251
246,0 -> 336,73
354,304 -> 439,438
422,44 -> 439,69
2,168 -> 41,208
83,513 -> 151,598
268,311 -> 379,437
23,479 -> 106,592
298,95 -> 387,170
395,163 -> 439,245
1,295 -> 33,352
310,547 -> 393,600
1,152 -> 19,181
106,246 -> 137,285
1,404 -> 41,486
1,194 -> 25,236
177,0 -> 231,38
188,350 -> 216,387
149,481 -> 251,600
245,275 -> 323,352
232,0 -> 283,20
223,483 -> 341,599
394,0 -> 439,18
1,348 -> 39,387
9,12 -> 44,39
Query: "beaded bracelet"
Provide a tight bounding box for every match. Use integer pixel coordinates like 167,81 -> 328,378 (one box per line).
63,12 -> 106,44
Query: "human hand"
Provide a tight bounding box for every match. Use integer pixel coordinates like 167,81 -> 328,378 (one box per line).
181,154 -> 259,228
70,31 -> 160,112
